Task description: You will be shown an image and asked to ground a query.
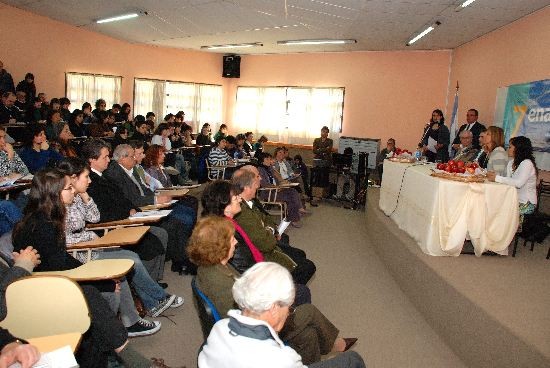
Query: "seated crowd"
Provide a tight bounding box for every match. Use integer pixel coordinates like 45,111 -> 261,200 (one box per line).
0,65 -> 363,368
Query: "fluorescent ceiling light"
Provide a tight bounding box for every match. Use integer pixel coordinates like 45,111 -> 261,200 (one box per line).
278,39 -> 357,46
406,21 -> 441,46
460,0 -> 477,8
201,42 -> 263,50
96,13 -> 139,24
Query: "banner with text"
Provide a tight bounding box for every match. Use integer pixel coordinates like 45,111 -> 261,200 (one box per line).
502,79 -> 550,170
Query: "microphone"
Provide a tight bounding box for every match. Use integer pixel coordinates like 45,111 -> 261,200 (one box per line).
419,122 -> 431,146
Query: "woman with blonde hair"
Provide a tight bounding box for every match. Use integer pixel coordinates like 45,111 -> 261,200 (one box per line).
482,126 -> 508,176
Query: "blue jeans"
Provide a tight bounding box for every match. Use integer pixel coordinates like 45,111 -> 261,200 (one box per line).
170,202 -> 196,231
0,200 -> 21,236
96,249 -> 168,310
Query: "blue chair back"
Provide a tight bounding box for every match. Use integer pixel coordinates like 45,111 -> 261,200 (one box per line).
191,277 -> 221,339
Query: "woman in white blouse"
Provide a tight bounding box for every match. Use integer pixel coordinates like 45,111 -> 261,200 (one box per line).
487,136 -> 537,226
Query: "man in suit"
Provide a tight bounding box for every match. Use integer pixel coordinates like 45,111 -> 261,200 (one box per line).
452,108 -> 486,150
231,165 -> 316,285
453,130 -> 479,162
104,144 -> 196,274
80,139 -> 184,317
0,92 -> 19,124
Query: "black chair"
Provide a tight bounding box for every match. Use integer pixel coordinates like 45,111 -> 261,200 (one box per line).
512,179 -> 550,257
191,277 -> 221,340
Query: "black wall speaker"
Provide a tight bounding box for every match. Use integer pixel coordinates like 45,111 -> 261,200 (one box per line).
222,55 -> 241,78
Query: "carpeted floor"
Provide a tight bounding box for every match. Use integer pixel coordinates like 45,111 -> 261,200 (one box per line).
131,192 -> 469,368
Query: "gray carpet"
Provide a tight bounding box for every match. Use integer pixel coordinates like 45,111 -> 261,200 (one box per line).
130,194 -> 467,368
367,188 -> 550,367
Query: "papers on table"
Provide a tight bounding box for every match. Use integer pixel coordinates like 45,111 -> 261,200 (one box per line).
9,345 -> 78,368
130,209 -> 172,220
164,166 -> 180,175
157,184 -> 201,190
427,137 -> 437,153
277,220 -> 291,234
0,177 -> 19,187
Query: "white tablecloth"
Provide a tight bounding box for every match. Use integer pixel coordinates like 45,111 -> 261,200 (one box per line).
379,161 -> 519,256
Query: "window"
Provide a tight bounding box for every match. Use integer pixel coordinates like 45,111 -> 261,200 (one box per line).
234,86 -> 344,145
134,79 -> 222,132
66,73 -> 122,110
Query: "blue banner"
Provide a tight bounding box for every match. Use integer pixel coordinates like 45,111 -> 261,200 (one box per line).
503,79 -> 550,152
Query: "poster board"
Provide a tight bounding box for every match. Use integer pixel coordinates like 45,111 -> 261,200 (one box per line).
339,136 -> 380,169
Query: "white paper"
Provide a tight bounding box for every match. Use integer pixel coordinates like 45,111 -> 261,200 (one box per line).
9,345 -> 78,368
277,220 -> 291,234
130,209 -> 172,218
427,136 -> 438,153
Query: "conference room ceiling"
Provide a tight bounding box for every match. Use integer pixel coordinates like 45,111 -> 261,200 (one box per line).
3,0 -> 549,54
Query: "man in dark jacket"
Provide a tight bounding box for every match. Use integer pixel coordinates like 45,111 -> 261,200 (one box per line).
0,61 -> 15,95
102,143 -> 196,274
0,92 -> 19,124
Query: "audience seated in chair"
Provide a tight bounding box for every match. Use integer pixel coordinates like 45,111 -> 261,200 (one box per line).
196,260 -> 365,368
231,166 -> 316,285
100,143 -> 196,275
57,157 -> 181,325
19,123 -> 63,173
151,123 -> 192,185
200,180 -> 311,303
208,136 -> 236,180
257,152 -> 306,227
8,178 -> 160,367
0,126 -> 29,179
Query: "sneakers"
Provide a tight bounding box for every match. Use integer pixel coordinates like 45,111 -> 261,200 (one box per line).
127,318 -> 161,337
170,295 -> 184,308
148,294 -> 176,317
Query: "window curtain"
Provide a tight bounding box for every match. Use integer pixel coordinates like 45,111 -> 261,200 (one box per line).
165,82 -> 195,121
197,84 -> 223,133
234,87 -> 287,140
133,79 -> 222,131
234,86 -> 343,144
66,73 -> 121,111
287,87 -> 344,144
134,79 -> 165,120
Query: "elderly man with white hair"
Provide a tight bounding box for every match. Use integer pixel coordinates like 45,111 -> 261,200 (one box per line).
198,262 -> 366,368
453,130 -> 479,163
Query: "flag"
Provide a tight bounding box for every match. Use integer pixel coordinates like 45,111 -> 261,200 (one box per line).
449,83 -> 459,157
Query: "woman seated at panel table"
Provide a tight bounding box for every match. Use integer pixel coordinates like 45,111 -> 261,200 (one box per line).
480,126 -> 508,176
487,136 -> 537,227
188,217 -> 360,366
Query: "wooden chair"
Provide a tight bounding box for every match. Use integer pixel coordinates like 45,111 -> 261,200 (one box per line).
0,276 -> 91,340
257,186 -> 287,222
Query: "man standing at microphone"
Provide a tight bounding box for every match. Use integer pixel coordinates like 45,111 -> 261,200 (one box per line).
421,109 -> 450,163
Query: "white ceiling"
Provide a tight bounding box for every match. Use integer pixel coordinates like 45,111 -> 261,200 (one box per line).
3,0 -> 549,54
